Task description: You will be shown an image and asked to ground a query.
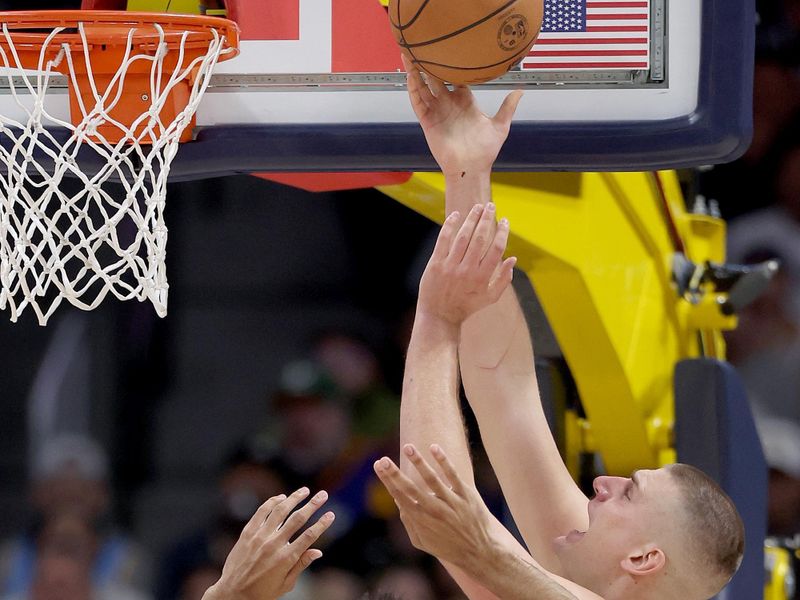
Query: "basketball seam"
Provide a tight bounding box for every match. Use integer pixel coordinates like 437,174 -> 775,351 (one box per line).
387,0 -> 432,31
412,42 -> 533,72
396,0 -> 424,74
397,0 -> 519,49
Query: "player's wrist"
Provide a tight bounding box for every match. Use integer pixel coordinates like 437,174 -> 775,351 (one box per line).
443,167 -> 492,184
413,308 -> 461,338
444,168 -> 492,205
443,169 -> 492,214
459,534 -> 506,581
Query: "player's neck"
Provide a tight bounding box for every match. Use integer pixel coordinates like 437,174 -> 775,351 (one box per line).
600,575 -> 664,600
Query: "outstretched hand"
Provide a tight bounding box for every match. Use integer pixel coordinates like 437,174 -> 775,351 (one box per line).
204,488 -> 335,600
403,54 -> 523,178
418,203 -> 516,324
374,443 -> 497,573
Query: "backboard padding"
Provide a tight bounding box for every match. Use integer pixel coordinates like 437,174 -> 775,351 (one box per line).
0,0 -> 755,174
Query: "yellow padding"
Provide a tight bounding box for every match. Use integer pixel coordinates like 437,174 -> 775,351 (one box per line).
127,0 -> 203,14
378,0 -> 389,6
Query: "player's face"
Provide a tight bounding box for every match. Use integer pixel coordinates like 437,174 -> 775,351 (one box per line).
553,467 -> 679,586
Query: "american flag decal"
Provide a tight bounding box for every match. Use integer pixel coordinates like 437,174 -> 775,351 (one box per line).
522,0 -> 650,70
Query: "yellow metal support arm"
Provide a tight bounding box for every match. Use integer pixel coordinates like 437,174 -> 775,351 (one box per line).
379,170 -> 735,475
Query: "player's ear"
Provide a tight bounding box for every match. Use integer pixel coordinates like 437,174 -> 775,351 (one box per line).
620,545 -> 666,577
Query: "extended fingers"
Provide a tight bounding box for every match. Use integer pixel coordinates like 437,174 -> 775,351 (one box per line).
402,54 -> 435,115
430,444 -> 469,497
494,89 -> 524,127
276,490 -> 330,543
282,549 -> 323,593
478,215 -> 510,278
425,72 -> 450,98
490,256 -> 517,303
285,510 -> 335,559
373,457 -> 423,511
453,84 -> 475,103
430,210 -> 462,262
462,202 -> 497,266
263,487 -> 311,532
403,444 -> 455,501
241,493 -> 287,538
446,204 -> 485,266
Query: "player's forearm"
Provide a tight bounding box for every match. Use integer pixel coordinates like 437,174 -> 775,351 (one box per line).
460,285 -> 533,370
444,171 -> 492,220
460,285 -> 588,570
472,396 -> 587,571
399,310 -> 474,483
444,169 -> 524,369
466,541 -> 580,600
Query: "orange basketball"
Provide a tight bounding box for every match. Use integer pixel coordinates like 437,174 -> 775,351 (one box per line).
388,0 -> 544,85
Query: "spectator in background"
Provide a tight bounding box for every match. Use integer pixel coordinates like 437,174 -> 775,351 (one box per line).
698,0 -> 800,220
725,143 -> 800,437
307,567 -> 366,600
0,514 -> 148,600
310,330 -> 399,442
724,248 -> 800,429
267,360 -> 355,490
727,143 -> 800,324
0,435 -> 151,598
749,0 -> 800,163
157,442 -> 303,600
266,359 -> 453,593
753,417 -> 800,536
266,360 -> 385,548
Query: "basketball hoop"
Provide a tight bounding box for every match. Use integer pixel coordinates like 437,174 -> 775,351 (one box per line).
0,11 -> 239,325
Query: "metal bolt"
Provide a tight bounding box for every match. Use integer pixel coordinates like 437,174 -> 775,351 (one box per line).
692,195 -> 708,215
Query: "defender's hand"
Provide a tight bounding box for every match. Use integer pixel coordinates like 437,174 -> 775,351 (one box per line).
374,444 -> 498,573
205,488 -> 335,600
403,54 -> 523,178
418,203 -> 515,324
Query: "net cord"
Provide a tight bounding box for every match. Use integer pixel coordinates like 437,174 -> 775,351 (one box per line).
0,19 -> 231,324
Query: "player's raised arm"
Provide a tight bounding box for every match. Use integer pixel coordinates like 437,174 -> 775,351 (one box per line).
399,203 -> 519,599
400,202 -> 515,491
404,59 -> 589,572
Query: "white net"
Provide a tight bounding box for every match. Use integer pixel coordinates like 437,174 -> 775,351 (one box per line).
0,19 -> 232,325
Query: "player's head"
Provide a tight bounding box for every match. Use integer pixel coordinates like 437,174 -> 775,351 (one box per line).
553,463 -> 744,600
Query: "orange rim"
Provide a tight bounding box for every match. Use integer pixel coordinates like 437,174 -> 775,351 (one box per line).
0,10 -> 239,57
0,11 -> 240,144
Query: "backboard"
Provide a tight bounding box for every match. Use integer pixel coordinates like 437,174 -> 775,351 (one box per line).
0,0 -> 755,176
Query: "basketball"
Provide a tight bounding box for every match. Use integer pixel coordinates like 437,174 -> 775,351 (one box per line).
388,0 -> 544,85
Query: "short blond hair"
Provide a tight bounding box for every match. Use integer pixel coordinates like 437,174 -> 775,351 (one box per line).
668,463 -> 745,588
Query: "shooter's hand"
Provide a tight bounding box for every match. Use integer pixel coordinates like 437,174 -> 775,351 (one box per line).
417,203 -> 515,324
402,54 -> 523,179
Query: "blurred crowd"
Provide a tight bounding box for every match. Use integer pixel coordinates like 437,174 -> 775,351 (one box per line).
0,328 -> 490,600
714,0 -> 800,543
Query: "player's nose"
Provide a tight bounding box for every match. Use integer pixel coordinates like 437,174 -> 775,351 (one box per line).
592,476 -> 611,500
593,476 -> 626,500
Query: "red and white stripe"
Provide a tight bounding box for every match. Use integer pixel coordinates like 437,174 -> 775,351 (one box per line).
522,0 -> 650,71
